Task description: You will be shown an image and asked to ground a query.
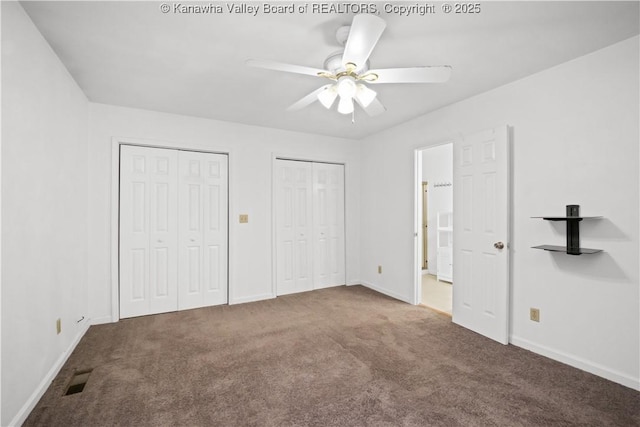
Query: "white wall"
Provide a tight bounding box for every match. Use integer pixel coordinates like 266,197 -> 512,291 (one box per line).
88,103 -> 361,322
360,36 -> 639,389
421,144 -> 453,274
1,3 -> 90,425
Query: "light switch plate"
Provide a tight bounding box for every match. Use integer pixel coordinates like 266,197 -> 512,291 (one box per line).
530,308 -> 540,322
239,214 -> 249,223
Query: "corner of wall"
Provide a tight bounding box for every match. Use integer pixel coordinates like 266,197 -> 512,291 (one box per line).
8,321 -> 91,427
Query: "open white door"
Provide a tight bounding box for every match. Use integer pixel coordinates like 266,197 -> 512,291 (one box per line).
452,125 -> 510,344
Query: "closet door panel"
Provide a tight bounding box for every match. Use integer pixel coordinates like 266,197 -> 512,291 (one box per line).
203,155 -> 228,304
313,163 -> 345,289
148,152 -> 179,313
120,145 -> 178,318
275,160 -> 313,295
178,151 -> 228,309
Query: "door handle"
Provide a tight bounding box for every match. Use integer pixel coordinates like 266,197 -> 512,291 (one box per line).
494,242 -> 505,250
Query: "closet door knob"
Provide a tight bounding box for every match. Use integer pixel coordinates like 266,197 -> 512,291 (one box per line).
494,242 -> 504,250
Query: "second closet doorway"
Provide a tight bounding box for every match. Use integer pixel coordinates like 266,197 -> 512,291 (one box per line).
275,159 -> 345,296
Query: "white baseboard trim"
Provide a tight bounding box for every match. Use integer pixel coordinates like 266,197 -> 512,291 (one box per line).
10,319 -> 91,427
229,293 -> 275,305
510,335 -> 640,391
90,315 -> 113,325
360,281 -> 413,304
346,280 -> 361,286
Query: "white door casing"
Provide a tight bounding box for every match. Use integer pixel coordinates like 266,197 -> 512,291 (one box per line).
275,160 -> 314,296
119,145 -> 179,318
313,162 -> 346,289
452,125 -> 510,344
178,150 -> 228,310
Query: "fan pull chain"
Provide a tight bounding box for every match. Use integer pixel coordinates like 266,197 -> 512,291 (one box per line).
351,109 -> 355,124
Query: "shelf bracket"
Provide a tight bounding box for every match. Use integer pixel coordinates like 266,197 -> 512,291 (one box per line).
566,205 -> 581,255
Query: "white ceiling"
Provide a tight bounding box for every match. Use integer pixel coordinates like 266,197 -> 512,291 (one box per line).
21,1 -> 639,139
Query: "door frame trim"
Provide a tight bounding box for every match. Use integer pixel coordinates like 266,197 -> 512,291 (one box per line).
271,154 -> 349,299
110,137 -> 233,322
421,181 -> 428,271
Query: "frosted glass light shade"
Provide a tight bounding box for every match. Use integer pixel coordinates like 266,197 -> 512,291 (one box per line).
337,96 -> 354,114
355,84 -> 376,107
317,85 -> 338,109
337,77 -> 357,98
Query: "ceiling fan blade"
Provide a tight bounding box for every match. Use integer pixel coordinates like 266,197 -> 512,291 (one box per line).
246,59 -> 327,77
355,96 -> 386,116
342,14 -> 386,70
287,85 -> 333,111
367,66 -> 452,84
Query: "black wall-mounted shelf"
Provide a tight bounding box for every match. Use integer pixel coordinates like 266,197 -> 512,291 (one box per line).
531,245 -> 602,255
532,205 -> 602,255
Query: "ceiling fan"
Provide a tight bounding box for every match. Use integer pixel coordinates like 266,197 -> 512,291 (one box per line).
246,14 -> 452,118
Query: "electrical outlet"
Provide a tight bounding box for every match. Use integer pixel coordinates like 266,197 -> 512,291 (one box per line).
530,308 -> 540,322
378,265 -> 382,274
56,318 -> 62,334
239,214 -> 249,223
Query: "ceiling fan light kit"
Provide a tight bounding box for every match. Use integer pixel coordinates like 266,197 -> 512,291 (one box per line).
247,14 -> 452,119
356,84 -> 377,108
317,85 -> 338,109
337,94 -> 354,115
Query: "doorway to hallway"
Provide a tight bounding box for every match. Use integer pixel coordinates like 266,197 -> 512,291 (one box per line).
416,143 -> 453,315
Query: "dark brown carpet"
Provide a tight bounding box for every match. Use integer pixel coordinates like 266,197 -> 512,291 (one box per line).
26,285 -> 639,426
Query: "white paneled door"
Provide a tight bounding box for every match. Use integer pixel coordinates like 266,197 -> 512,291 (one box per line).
313,162 -> 345,289
178,150 -> 228,310
275,160 -> 345,296
452,126 -> 510,344
120,145 -> 228,319
275,160 -> 314,296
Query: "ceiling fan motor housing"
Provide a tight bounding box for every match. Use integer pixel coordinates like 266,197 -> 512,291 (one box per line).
324,50 -> 370,74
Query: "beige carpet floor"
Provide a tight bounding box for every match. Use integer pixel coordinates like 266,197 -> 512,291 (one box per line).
25,285 -> 639,426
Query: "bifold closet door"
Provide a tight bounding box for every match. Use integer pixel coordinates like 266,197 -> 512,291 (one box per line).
120,146 -> 228,319
275,160 -> 313,296
178,150 -> 228,310
275,160 -> 345,296
120,145 -> 179,318
313,162 -> 345,289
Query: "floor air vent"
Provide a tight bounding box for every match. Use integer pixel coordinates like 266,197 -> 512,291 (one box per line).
64,369 -> 92,396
